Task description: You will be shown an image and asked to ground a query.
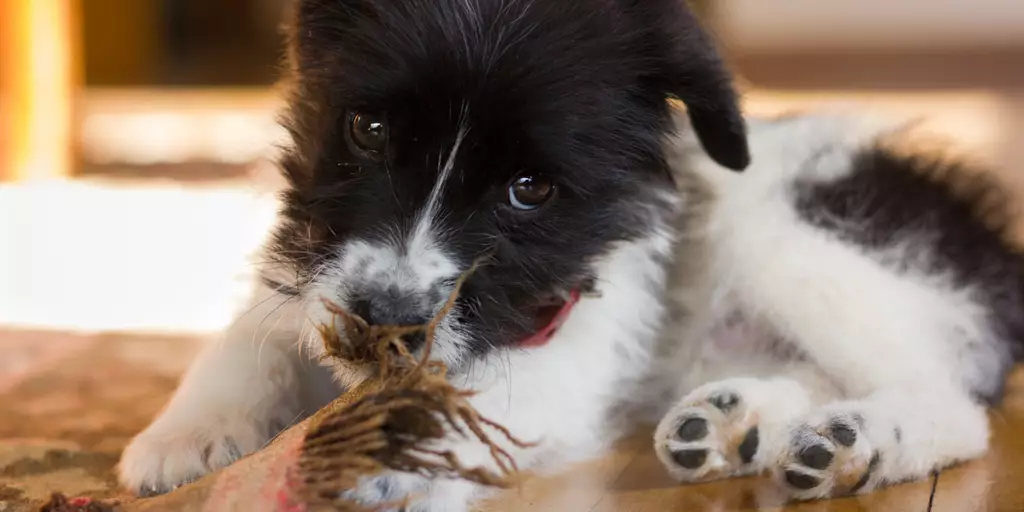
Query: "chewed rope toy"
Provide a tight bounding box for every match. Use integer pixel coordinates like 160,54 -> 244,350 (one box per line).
298,257 -> 533,511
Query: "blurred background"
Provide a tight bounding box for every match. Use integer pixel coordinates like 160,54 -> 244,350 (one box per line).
1,0 -> 1023,340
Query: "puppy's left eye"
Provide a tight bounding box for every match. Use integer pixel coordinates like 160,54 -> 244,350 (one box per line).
348,112 -> 389,155
508,174 -> 555,211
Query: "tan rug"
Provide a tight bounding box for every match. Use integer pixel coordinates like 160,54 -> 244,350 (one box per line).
0,330 -> 203,511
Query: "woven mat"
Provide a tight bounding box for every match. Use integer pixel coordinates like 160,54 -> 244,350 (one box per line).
0,330 -> 203,511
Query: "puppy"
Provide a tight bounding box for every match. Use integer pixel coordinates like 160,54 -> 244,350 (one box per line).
117,0 -> 1024,509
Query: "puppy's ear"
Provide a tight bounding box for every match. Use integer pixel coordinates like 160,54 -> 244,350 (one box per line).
633,1 -> 750,171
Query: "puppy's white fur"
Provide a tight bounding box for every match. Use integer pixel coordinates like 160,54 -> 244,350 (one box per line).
655,111 -> 992,498
119,110 -> 1001,508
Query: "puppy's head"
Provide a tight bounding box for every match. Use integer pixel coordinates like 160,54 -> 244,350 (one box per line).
270,0 -> 748,366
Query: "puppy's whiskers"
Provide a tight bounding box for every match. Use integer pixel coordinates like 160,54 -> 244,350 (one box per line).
253,294 -> 299,373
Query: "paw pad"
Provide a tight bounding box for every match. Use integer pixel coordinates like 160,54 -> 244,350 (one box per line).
797,443 -> 833,470
738,427 -> 759,464
784,469 -> 820,490
677,418 -> 709,441
830,420 -> 858,447
848,452 -> 880,494
671,449 -> 708,469
708,392 -> 740,413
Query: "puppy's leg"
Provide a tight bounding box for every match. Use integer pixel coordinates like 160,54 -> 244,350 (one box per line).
719,214 -> 993,500
654,352 -> 988,499
118,280 -> 339,495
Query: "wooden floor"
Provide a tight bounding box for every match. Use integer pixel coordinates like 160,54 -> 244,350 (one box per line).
481,369 -> 1024,512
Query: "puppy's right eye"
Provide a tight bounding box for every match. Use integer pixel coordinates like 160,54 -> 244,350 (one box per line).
348,112 -> 389,155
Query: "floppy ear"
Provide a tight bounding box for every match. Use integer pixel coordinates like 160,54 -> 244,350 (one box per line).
632,0 -> 750,171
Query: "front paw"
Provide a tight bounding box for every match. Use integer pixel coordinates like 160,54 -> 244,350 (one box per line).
117,415 -> 279,496
343,473 -> 473,512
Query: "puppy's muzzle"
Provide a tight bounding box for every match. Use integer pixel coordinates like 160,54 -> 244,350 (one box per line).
349,287 -> 433,351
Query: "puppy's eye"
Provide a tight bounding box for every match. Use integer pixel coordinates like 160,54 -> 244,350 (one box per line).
349,112 -> 389,154
508,174 -> 555,211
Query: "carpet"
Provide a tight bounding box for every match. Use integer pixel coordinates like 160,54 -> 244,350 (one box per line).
0,330 -> 203,511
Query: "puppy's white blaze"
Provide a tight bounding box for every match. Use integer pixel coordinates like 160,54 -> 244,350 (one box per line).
305,120 -> 472,362
394,118 -> 468,295
324,118 -> 469,302
410,120 -> 468,256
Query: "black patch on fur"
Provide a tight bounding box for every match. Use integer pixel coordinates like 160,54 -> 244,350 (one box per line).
677,418 -> 709,441
893,426 -> 902,443
671,449 -> 708,469
268,0 -> 748,355
796,147 -> 1024,403
738,426 -> 759,464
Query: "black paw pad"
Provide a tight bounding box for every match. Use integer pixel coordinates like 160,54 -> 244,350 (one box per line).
849,452 -> 881,494
784,469 -> 820,490
708,392 -> 740,413
671,449 -> 708,469
677,418 -> 709,441
738,427 -> 759,464
798,443 -> 833,470
830,420 -> 858,447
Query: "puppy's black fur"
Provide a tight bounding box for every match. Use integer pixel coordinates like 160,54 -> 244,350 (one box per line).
268,0 -> 748,353
796,148 -> 1024,402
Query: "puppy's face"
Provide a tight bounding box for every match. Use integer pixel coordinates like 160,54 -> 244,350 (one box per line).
271,0 -> 748,365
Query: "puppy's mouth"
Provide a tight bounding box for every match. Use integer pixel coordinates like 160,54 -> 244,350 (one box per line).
519,289 -> 582,348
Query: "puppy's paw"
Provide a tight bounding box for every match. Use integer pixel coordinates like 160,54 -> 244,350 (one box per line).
775,410 -> 882,500
344,472 -> 473,512
118,414 -> 281,496
654,384 -> 761,482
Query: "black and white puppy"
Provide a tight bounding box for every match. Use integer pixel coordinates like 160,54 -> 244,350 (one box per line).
118,0 -> 1024,509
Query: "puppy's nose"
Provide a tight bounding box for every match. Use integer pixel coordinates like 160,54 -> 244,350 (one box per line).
350,291 -> 431,351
